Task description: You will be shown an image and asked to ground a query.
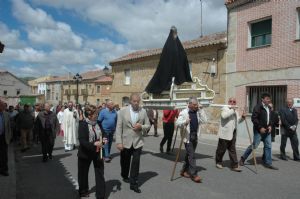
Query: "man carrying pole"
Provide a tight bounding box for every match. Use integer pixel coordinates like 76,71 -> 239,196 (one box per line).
174,97 -> 207,183
215,97 -> 245,172
239,93 -> 278,170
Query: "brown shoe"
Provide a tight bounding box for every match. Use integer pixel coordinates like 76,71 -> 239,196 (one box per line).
180,171 -> 190,178
191,175 -> 202,183
231,167 -> 242,172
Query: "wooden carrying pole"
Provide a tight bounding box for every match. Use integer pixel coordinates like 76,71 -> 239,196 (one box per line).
171,126 -> 179,152
244,118 -> 258,173
170,126 -> 187,181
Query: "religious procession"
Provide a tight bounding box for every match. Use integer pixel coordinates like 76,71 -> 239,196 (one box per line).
1,0 -> 300,199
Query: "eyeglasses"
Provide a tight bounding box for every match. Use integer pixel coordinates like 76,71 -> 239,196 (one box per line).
229,100 -> 236,103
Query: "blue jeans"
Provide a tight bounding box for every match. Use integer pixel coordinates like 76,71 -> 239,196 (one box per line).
242,129 -> 272,165
103,132 -> 114,158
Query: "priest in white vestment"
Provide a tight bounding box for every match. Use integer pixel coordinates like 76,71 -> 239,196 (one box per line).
63,102 -> 79,151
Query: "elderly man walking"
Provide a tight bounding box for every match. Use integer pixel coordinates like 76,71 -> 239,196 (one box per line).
279,99 -> 299,161
35,103 -> 59,162
63,101 -> 79,151
98,100 -> 117,163
215,97 -> 245,172
176,97 -> 207,183
116,93 -> 150,193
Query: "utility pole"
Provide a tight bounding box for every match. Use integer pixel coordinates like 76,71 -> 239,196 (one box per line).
200,0 -> 203,38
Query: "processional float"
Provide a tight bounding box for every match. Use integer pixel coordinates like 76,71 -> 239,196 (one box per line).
141,26 -> 257,180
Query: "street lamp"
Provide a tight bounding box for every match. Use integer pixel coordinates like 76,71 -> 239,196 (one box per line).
73,73 -> 82,104
103,66 -> 109,76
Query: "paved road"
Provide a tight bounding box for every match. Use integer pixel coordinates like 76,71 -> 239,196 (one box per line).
14,132 -> 300,199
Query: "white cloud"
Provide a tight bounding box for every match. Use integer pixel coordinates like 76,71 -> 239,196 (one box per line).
2,0 -> 227,77
85,38 -> 131,64
2,47 -> 47,63
12,0 -> 83,49
31,0 -> 227,49
0,22 -> 25,48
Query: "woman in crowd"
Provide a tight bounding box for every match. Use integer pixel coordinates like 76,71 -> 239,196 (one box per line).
77,105 -> 106,199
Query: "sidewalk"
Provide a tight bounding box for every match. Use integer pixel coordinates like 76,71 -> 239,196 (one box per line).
0,144 -> 16,199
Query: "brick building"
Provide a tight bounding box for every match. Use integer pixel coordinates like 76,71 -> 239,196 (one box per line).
225,0 -> 300,116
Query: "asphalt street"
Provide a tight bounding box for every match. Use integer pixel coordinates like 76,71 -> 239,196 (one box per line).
14,132 -> 300,199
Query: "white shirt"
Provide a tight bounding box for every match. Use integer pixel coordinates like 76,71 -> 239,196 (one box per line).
129,105 -> 139,124
262,102 -> 270,125
34,111 -> 39,119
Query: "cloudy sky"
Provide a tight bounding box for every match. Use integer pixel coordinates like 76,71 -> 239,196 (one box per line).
0,0 -> 227,77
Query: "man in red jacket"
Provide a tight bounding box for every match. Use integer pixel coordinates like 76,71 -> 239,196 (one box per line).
160,109 -> 179,154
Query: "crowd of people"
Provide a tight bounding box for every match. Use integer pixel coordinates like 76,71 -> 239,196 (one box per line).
0,92 -> 299,199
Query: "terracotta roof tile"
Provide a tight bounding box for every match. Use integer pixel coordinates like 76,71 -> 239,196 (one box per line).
110,31 -> 226,64
44,69 -> 107,83
94,76 -> 113,83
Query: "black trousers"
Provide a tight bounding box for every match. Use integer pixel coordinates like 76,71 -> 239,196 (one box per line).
40,129 -> 55,157
78,157 -> 105,198
0,134 -> 8,172
182,138 -> 198,177
120,146 -> 142,186
160,122 -> 175,152
280,130 -> 300,160
215,131 -> 238,168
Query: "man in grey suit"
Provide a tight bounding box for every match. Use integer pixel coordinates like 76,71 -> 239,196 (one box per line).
0,100 -> 12,176
116,93 -> 150,193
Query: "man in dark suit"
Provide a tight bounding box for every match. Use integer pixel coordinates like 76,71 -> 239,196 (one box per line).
35,103 -> 59,162
0,100 -> 12,176
239,93 -> 278,170
116,93 -> 150,193
279,99 -> 299,161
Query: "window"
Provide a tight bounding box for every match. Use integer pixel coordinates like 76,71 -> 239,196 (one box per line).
16,89 -> 20,95
46,90 -> 50,100
3,90 -> 7,95
81,89 -> 87,95
248,86 -> 286,112
297,8 -> 300,39
250,18 -> 272,47
124,69 -> 131,85
122,96 -> 130,106
96,85 -> 101,93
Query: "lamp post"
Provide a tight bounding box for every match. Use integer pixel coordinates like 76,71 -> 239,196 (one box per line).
73,73 -> 82,104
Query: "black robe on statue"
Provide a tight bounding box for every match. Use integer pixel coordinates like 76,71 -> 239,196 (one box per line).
145,27 -> 192,94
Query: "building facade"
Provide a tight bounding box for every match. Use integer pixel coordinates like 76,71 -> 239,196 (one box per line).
225,0 -> 300,117
109,32 -> 227,132
28,76 -> 53,94
60,70 -> 112,105
0,70 -> 31,105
